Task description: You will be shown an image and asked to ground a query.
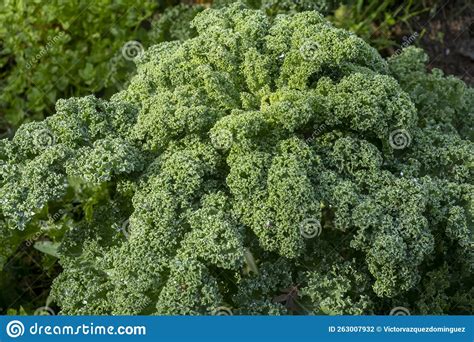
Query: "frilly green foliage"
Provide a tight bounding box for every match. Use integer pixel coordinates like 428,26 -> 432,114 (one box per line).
148,4 -> 206,43
1,4 -> 472,315
214,0 -> 335,16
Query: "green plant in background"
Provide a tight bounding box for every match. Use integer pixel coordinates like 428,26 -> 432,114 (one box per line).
329,0 -> 428,51
1,3 -> 472,315
0,0 -> 167,130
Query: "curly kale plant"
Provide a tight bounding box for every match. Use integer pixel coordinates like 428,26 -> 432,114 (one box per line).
0,3 -> 472,315
148,3 -> 206,43
214,0 -> 336,16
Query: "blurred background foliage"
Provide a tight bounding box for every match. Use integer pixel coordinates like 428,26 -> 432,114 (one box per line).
0,0 -> 199,132
0,0 -> 472,314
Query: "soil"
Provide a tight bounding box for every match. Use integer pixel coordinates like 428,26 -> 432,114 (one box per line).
402,0 -> 473,85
